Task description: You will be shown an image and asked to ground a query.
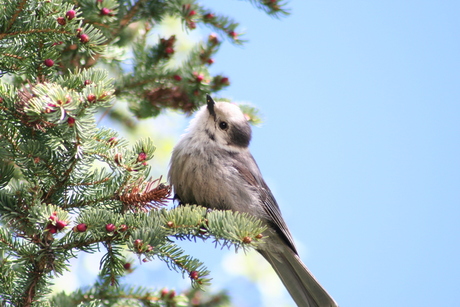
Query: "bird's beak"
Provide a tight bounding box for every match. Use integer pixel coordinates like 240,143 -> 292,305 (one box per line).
206,94 -> 216,118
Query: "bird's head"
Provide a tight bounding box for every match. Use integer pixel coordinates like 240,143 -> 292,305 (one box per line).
189,95 -> 252,150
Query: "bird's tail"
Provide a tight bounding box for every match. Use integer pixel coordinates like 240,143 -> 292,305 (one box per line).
258,249 -> 338,307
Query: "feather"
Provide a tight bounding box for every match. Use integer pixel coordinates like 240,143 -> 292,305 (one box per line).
259,248 -> 338,307
169,97 -> 338,306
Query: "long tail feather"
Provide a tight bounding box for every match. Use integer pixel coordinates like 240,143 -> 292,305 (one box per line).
258,249 -> 338,307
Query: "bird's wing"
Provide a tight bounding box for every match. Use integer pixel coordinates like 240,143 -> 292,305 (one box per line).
231,151 -> 298,253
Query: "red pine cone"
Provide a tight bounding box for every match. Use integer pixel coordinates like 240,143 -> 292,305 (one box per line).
75,223 -> 88,232
137,152 -> 147,162
56,17 -> 66,26
44,59 -> 54,67
79,34 -> 89,43
100,8 -> 111,15
87,94 -> 96,102
66,10 -> 76,20
189,271 -> 199,280
105,223 -> 116,232
67,117 -> 75,126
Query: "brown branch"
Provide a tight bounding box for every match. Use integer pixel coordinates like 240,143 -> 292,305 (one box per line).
1,53 -> 25,60
119,0 -> 146,28
0,28 -> 72,40
42,139 -> 81,202
0,237 -> 16,250
59,236 -> 107,251
22,239 -> 55,307
115,77 -> 156,93
105,0 -> 147,45
42,162 -> 62,181
23,267 -> 41,307
3,0 -> 28,35
115,177 -> 171,212
69,176 -> 111,187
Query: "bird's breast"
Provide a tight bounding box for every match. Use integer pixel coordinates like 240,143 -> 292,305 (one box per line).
169,143 -> 259,214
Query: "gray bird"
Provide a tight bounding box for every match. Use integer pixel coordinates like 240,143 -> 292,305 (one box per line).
168,95 -> 338,307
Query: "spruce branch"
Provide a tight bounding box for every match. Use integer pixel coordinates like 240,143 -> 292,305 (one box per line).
100,241 -> 126,287
20,246 -> 53,307
0,0 -> 290,305
115,177 -> 171,212
163,205 -> 267,252
247,0 -> 290,17
184,288 -> 231,307
108,0 -> 148,43
155,242 -> 212,289
50,275 -> 189,307
3,0 -> 28,34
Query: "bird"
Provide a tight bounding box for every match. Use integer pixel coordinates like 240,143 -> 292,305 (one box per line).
168,95 -> 338,307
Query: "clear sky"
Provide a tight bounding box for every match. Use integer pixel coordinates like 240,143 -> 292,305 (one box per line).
65,1 -> 460,306
202,1 -> 460,306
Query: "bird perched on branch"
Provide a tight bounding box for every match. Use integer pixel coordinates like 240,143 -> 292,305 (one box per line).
169,95 -> 338,307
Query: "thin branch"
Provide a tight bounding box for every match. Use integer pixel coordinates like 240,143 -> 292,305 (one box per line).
69,176 -> 111,187
3,0 -> 28,34
0,29 -> 73,40
105,0 -> 147,45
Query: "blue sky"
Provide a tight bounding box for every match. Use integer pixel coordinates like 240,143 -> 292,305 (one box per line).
205,1 -> 460,306
65,1 -> 460,306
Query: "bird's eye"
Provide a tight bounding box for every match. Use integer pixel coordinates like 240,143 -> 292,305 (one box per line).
219,121 -> 228,130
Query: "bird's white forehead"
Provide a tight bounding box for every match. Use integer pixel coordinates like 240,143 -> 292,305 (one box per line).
212,101 -> 247,122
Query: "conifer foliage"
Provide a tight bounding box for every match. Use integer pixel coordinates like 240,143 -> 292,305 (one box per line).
0,0 -> 288,306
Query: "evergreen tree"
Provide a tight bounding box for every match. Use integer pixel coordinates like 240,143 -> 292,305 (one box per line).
0,0 -> 288,306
